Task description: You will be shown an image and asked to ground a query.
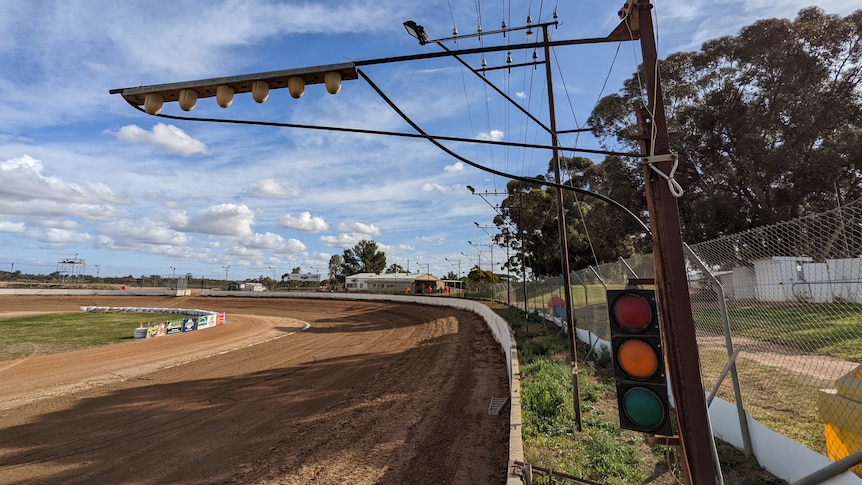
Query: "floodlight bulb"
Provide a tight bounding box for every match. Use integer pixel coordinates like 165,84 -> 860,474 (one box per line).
178,89 -> 198,111
325,72 -> 342,95
216,85 -> 235,108
252,80 -> 269,103
288,76 -> 305,99
144,93 -> 163,115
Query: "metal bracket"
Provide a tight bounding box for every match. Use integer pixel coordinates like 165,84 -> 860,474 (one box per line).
618,0 -> 639,20
641,153 -> 678,164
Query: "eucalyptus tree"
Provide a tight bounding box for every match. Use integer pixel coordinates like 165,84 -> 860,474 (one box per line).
328,254 -> 345,285
589,7 -> 862,243
493,156 -> 646,276
342,239 -> 387,275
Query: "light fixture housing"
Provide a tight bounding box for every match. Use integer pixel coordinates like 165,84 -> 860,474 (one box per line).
252,80 -> 269,103
144,93 -> 163,115
403,20 -> 429,45
178,89 -> 198,111
110,62 -> 358,110
288,76 -> 305,98
216,85 -> 235,108
324,72 -> 341,95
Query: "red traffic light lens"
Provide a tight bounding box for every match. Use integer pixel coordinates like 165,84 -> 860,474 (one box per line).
612,293 -> 652,332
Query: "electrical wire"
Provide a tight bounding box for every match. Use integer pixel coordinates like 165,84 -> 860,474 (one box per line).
119,96 -> 634,157
549,36 -> 625,270
355,67 -> 650,234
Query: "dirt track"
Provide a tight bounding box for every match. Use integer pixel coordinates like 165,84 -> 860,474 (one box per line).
0,296 -> 510,484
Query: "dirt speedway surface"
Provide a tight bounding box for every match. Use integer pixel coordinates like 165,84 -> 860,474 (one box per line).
0,295 -> 510,484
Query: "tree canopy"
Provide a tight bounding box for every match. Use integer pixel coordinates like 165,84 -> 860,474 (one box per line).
385,263 -> 405,274
328,254 -> 345,285
494,156 -> 650,276
340,239 -> 387,275
466,265 -> 498,285
589,7 -> 862,243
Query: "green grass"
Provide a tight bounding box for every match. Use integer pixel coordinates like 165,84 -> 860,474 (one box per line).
700,348 -> 826,452
0,312 -> 189,360
525,284 -> 610,311
692,303 -> 862,360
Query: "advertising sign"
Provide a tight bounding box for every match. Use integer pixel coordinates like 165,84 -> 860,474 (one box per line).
147,321 -> 166,338
165,320 -> 184,335
287,273 -> 320,282
216,313 -> 226,326
182,317 -> 198,332
197,315 -> 215,330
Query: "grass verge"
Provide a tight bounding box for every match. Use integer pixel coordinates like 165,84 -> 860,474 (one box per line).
0,312 -> 189,361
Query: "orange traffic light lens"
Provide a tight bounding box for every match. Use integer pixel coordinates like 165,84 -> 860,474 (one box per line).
612,293 -> 652,331
617,339 -> 660,379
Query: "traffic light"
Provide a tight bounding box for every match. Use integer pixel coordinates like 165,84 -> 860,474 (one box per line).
608,288 -> 673,436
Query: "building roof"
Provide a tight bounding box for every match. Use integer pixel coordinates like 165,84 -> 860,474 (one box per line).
346,272 -> 437,282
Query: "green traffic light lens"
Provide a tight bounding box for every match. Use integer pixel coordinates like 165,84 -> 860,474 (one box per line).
622,387 -> 666,429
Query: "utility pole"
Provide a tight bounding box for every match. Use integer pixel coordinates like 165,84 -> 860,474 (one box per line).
543,22 -> 582,433
631,0 -> 719,482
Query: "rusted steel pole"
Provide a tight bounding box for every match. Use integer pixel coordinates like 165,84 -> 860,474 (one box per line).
633,1 -> 719,483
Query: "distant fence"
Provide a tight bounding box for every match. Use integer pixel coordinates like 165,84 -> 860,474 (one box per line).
482,198 -> 862,479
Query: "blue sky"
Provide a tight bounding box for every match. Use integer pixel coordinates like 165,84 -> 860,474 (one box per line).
0,0 -> 855,281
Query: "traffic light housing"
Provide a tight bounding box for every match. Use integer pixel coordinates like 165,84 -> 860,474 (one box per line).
608,288 -> 673,436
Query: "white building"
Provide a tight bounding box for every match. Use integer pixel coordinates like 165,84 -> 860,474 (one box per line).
345,272 -> 441,294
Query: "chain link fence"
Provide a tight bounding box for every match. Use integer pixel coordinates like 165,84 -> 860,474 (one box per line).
486,198 -> 862,464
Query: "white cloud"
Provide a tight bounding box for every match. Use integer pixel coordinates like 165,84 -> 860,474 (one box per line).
476,130 -> 504,141
422,183 -> 446,192
99,217 -> 191,246
320,233 -> 365,249
33,218 -> 83,231
321,221 -> 383,249
248,179 -> 301,198
25,227 -> 92,244
654,0 -> 860,52
243,232 -> 307,253
337,222 -> 381,236
444,161 -> 465,172
0,221 -> 26,233
0,154 -> 118,203
0,154 -> 129,220
181,204 -> 255,237
115,123 -> 208,156
279,212 -> 329,232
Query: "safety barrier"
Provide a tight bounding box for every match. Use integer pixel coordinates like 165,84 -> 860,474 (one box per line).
80,306 -> 226,339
